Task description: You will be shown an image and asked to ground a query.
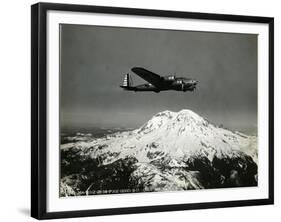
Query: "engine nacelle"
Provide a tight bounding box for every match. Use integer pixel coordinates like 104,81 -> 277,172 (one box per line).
163,75 -> 176,81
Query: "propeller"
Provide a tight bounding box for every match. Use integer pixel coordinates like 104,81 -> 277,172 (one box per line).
179,80 -> 185,91
192,84 -> 197,92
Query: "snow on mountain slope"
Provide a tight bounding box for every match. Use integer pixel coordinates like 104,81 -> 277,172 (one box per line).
60,110 -> 258,196
62,109 -> 257,164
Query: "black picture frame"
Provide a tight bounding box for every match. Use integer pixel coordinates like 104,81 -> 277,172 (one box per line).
31,2 -> 274,220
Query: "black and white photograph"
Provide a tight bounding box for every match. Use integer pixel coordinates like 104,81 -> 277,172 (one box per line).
59,24 -> 258,197
29,2 -> 274,219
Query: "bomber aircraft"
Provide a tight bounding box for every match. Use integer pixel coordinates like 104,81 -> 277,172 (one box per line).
120,67 -> 198,93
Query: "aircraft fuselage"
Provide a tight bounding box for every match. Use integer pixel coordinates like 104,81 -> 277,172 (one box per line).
121,79 -> 196,92
120,67 -> 198,93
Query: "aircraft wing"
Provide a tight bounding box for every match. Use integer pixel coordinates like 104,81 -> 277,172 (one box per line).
131,67 -> 162,88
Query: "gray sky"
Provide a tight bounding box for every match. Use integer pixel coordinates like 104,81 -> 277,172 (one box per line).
60,24 -> 257,134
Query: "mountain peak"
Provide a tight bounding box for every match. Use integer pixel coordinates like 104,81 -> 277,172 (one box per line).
152,109 -> 203,121
158,109 -> 205,123
154,110 -> 175,118
175,109 -> 204,122
137,109 -> 207,135
178,109 -> 200,117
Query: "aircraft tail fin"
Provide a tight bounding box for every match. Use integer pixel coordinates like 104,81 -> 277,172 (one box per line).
122,73 -> 133,87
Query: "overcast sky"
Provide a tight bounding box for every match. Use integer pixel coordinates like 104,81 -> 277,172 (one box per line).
60,24 -> 257,134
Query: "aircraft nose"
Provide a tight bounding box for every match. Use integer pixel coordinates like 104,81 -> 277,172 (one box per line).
191,81 -> 198,90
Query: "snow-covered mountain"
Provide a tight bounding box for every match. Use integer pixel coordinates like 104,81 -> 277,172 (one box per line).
60,110 -> 258,196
